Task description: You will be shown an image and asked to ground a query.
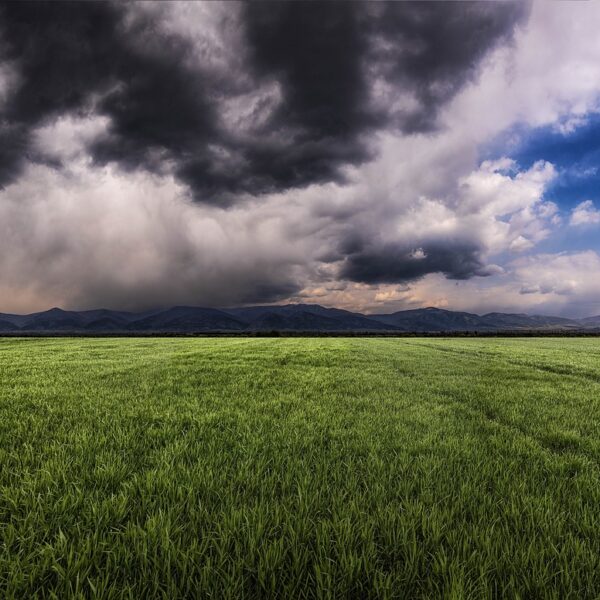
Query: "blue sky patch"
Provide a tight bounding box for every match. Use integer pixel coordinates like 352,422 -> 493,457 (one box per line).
482,113 -> 600,210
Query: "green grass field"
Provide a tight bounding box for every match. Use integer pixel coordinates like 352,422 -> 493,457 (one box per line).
1,338 -> 600,599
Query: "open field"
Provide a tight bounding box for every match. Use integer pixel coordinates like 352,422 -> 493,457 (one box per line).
1,338 -> 600,599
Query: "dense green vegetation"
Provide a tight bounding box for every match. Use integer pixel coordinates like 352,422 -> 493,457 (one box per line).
1,337 -> 600,599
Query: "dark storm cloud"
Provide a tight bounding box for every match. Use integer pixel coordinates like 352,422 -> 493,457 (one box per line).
237,2 -> 379,191
367,2 -> 530,132
229,0 -> 529,192
0,1 -> 121,186
0,1 -> 219,188
0,124 -> 27,185
1,1 -> 528,201
340,240 -> 489,284
1,3 -> 120,120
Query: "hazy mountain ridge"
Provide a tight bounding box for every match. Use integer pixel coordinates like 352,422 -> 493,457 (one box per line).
0,305 -> 597,333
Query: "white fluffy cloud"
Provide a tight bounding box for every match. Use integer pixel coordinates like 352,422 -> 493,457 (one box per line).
445,2 -> 600,140
570,200 -> 600,226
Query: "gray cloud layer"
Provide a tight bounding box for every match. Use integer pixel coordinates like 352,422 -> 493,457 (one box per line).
0,1 -> 542,310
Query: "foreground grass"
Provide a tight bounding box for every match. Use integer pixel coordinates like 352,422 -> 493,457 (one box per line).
1,338 -> 600,599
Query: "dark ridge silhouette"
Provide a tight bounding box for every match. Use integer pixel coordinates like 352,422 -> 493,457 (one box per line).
369,307 -> 490,331
127,307 -> 247,332
0,304 -> 595,334
0,319 -> 19,331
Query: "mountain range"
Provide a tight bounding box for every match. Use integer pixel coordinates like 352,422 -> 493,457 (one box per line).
0,304 -> 598,333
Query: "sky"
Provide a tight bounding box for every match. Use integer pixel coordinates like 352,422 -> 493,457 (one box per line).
1,1 -> 600,317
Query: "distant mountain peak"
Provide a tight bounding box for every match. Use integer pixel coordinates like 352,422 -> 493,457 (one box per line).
0,304 -> 593,333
